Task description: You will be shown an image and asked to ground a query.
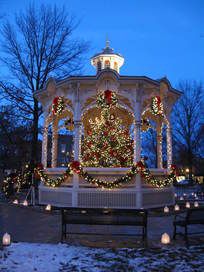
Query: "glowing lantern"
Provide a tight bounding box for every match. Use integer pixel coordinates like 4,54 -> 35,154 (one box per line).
2,233 -> 11,246
23,200 -> 28,206
45,204 -> 51,211
186,202 -> 190,208
161,233 -> 170,244
194,201 -> 199,208
164,206 -> 169,213
13,199 -> 18,204
174,204 -> 180,211
194,193 -> 198,199
180,196 -> 184,201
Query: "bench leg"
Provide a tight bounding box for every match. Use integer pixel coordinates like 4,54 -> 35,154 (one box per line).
173,225 -> 177,239
142,226 -> 148,247
144,226 -> 147,240
61,224 -> 67,243
184,225 -> 189,247
61,224 -> 64,243
142,227 -> 145,241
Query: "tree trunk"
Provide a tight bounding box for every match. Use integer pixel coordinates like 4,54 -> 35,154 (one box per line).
187,147 -> 193,180
31,98 -> 39,166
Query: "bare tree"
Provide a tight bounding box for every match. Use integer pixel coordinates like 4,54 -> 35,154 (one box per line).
171,80 -> 204,178
0,105 -> 33,170
0,3 -> 89,165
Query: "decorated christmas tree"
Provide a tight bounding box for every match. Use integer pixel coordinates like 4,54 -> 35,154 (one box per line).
82,90 -> 133,167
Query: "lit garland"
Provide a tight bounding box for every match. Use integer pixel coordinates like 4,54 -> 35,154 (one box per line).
151,96 -> 163,116
97,90 -> 117,108
74,161 -> 176,189
35,163 -> 72,187
137,161 -> 177,188
36,160 -> 177,189
52,96 -> 65,115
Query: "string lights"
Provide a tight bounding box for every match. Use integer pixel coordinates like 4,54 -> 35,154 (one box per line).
97,90 -> 117,108
36,160 -> 177,189
52,96 -> 65,116
141,118 -> 151,132
37,90 -> 176,190
35,164 -> 72,187
82,90 -> 133,167
151,96 -> 163,116
2,164 -> 32,197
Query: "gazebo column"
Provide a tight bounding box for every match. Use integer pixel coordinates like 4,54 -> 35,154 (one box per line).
51,119 -> 58,168
156,124 -> 163,169
41,125 -> 48,168
72,93 -> 81,207
134,102 -> 141,162
73,120 -> 82,161
134,96 -> 142,208
166,122 -> 172,170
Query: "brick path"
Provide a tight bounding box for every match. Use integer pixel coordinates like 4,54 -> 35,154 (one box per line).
1,202 -> 204,248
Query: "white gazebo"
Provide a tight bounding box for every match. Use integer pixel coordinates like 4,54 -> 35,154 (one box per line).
35,41 -> 181,208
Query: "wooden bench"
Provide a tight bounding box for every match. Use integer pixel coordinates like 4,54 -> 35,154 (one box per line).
61,207 -> 148,242
173,207 -> 204,244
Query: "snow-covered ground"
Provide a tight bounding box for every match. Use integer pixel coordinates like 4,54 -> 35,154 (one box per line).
0,242 -> 204,272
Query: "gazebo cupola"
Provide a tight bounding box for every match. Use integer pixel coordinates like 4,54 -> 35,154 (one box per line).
91,40 -> 124,74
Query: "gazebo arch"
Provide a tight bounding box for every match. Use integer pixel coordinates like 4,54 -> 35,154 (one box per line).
141,105 -> 172,170
41,101 -> 74,168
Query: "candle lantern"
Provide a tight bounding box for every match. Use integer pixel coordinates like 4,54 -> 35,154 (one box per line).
23,200 -> 28,206
194,201 -> 199,208
164,206 -> 169,213
186,202 -> 190,208
194,194 -> 198,200
2,233 -> 11,246
161,233 -> 170,244
174,204 -> 180,211
45,204 -> 51,211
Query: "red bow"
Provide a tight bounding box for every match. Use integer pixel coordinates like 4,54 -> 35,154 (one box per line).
104,90 -> 112,104
53,96 -> 59,105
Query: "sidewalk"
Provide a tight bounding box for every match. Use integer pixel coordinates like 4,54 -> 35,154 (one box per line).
1,202 -> 204,248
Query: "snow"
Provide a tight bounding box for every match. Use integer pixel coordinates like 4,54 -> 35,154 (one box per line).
0,242 -> 204,272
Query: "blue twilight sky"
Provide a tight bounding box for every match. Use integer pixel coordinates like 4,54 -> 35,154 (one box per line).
0,0 -> 204,87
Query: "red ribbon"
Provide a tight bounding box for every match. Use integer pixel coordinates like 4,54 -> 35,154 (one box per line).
104,90 -> 112,104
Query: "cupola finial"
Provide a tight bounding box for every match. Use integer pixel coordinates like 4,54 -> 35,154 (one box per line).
106,36 -> 110,48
